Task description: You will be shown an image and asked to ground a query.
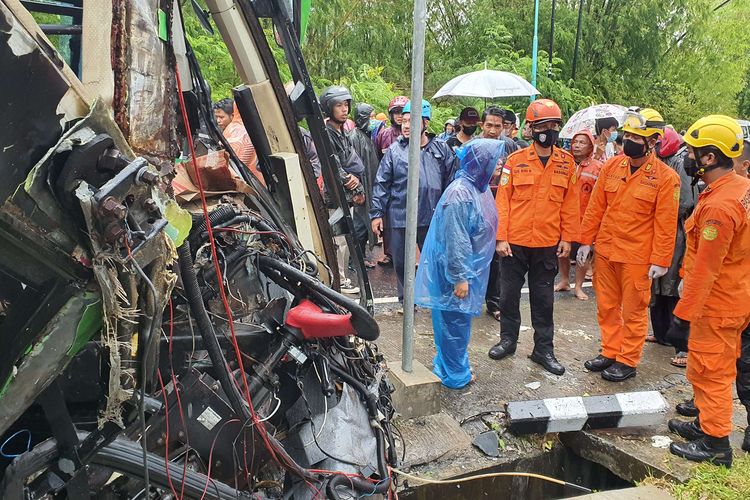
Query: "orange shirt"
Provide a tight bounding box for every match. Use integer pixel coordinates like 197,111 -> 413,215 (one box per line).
580,153 -> 679,267
576,156 -> 603,220
495,146 -> 580,247
673,173 -> 750,321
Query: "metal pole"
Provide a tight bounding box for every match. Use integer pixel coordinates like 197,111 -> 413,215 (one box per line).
530,0 -> 540,101
548,0 -> 556,66
401,0 -> 427,373
572,0 -> 584,81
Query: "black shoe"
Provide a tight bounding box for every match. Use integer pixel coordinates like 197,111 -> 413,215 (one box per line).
488,339 -> 516,360
670,436 -> 733,467
743,427 -> 750,453
676,399 -> 700,418
529,351 -> 565,376
668,418 -> 706,441
601,362 -> 636,382
584,355 -> 615,372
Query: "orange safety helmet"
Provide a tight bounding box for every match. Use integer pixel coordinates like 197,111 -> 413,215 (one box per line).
525,98 -> 562,125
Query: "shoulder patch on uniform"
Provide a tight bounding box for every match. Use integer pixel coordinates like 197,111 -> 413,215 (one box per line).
702,225 -> 719,241
500,173 -> 510,186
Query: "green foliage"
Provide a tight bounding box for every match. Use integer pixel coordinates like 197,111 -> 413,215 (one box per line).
643,453 -> 750,499
184,0 -> 750,132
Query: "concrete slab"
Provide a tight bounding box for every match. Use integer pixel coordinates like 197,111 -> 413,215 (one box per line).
371,278 -> 750,484
570,485 -> 674,499
396,412 -> 472,467
390,360 -> 442,419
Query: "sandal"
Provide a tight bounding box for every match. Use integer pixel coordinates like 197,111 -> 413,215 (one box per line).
489,310 -> 502,322
645,334 -> 658,343
671,352 -> 688,368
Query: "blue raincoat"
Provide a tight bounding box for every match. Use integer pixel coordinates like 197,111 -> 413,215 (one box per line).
415,139 -> 503,388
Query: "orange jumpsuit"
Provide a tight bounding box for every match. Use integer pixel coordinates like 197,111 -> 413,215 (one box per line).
580,153 -> 680,367
673,173 -> 750,438
576,157 -> 603,220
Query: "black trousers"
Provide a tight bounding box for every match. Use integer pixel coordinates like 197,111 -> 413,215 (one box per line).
390,226 -> 429,301
485,252 -> 502,313
650,294 -> 686,351
499,244 -> 558,355
737,324 -> 750,424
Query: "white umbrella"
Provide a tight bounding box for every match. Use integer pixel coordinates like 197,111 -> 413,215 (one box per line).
560,104 -> 628,139
432,69 -> 540,100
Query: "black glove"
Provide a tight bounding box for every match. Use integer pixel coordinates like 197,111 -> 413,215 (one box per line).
666,317 -> 690,343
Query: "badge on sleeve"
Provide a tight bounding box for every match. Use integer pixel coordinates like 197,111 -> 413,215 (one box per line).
702,225 -> 718,241
673,186 -> 680,202
500,174 -> 510,186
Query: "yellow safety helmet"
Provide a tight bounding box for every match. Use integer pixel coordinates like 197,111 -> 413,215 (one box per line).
622,108 -> 666,138
684,115 -> 744,158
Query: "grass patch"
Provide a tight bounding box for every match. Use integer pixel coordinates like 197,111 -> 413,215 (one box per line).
642,454 -> 750,499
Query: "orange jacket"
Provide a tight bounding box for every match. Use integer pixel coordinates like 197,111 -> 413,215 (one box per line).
673,173 -> 750,321
576,156 -> 603,220
495,145 -> 580,247
580,153 -> 680,267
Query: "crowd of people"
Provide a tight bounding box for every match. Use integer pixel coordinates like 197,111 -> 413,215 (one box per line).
308,87 -> 750,469
211,88 -> 750,469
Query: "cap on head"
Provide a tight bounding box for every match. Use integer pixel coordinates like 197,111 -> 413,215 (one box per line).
525,99 -> 562,125
459,107 -> 480,125
684,115 -> 744,158
622,107 -> 665,138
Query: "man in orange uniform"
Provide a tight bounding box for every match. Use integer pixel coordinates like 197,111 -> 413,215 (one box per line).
555,129 -> 602,300
488,99 -> 579,375
577,109 -> 680,382
665,116 -> 750,467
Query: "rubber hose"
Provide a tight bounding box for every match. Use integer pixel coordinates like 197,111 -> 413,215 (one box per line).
177,241 -> 250,421
188,205 -> 238,249
177,242 -> 318,484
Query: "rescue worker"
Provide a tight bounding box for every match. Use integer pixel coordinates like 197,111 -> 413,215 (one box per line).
648,127 -> 693,368
665,115 -> 750,467
578,108 -> 680,382
415,139 -> 503,388
555,129 -> 602,301
370,99 -> 458,304
488,98 -> 579,376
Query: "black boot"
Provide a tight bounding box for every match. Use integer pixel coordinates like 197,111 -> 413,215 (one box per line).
670,435 -> 733,467
743,427 -> 750,453
584,355 -> 615,372
601,362 -> 636,382
668,418 -> 705,441
676,399 -> 700,418
529,351 -> 565,376
488,339 -> 516,360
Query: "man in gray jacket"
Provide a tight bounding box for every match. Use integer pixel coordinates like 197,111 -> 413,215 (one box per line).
370,99 -> 457,303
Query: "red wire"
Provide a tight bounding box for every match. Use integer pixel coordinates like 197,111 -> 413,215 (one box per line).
199,418 -> 241,500
168,299 -> 188,500
157,370 -> 180,499
174,67 -> 283,467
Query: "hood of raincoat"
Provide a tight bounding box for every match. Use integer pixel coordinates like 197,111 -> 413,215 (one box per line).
454,138 -> 506,192
355,103 -> 374,132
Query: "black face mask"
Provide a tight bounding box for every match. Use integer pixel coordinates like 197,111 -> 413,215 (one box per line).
623,139 -> 648,159
532,129 -> 559,148
462,125 -> 478,136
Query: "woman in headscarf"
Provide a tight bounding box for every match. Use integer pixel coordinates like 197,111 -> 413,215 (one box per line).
415,139 -> 504,389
